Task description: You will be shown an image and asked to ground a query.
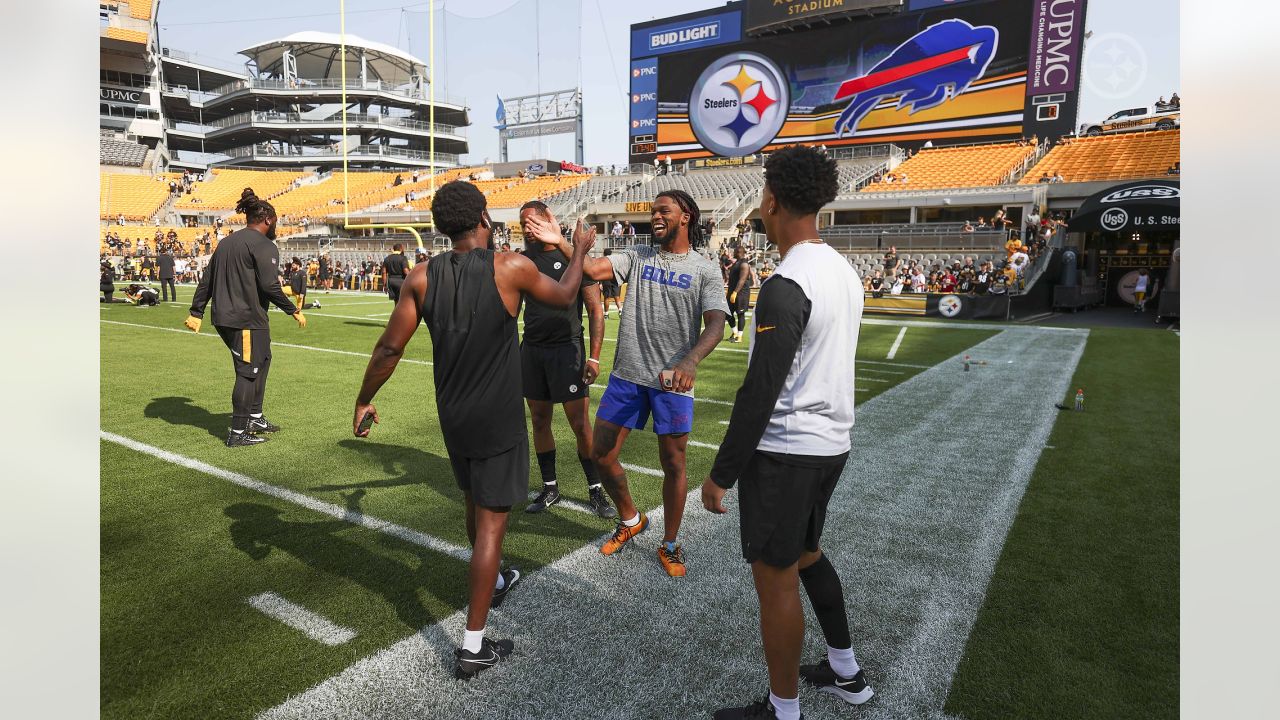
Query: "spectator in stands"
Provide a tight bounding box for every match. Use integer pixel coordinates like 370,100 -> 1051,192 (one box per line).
898,173 -> 909,184
1002,260 -> 1019,290
963,220 -> 975,233
1166,162 -> 1180,175
956,265 -> 975,294
1170,92 -> 1180,107
926,272 -> 941,293
1038,171 -> 1052,184
117,213 -> 126,226
939,268 -> 957,293
911,266 -> 927,293
867,270 -> 885,298
883,245 -> 900,275
653,156 -> 660,174
664,155 -> 673,175
1052,171 -> 1065,183
611,221 -> 623,238
889,271 -> 906,295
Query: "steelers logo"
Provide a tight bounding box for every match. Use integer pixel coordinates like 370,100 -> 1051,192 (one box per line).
569,384 -> 579,393
689,52 -> 789,157
938,294 -> 963,318
553,261 -> 563,270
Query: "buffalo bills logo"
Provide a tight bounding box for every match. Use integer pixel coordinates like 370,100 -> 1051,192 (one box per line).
834,19 -> 998,137
640,265 -> 693,289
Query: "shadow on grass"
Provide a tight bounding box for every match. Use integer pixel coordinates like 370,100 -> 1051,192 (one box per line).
225,502 -> 467,630
343,321 -> 388,329
144,396 -> 224,439
314,440 -> 457,495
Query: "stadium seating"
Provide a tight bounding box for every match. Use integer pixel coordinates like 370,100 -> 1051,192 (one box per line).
126,1 -> 154,21
268,171 -> 400,221
101,138 -> 148,168
484,174 -> 592,208
618,167 -> 764,203
1021,130 -> 1180,184
540,174 -> 646,210
100,226 -> 221,255
101,172 -> 179,221
103,26 -> 148,45
840,251 -> 1003,278
174,169 -> 305,212
861,142 -> 1036,191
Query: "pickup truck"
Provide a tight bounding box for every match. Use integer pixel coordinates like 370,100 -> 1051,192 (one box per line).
1078,105 -> 1180,136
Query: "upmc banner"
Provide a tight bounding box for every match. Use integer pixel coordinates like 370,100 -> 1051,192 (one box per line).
628,0 -> 1087,163
1026,0 -> 1086,96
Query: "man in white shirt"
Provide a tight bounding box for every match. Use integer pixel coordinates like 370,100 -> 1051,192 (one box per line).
704,146 -> 873,720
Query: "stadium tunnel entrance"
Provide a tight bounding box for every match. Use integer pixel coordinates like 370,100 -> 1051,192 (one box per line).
1064,180 -> 1180,309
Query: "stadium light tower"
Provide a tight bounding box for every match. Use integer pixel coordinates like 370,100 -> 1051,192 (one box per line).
496,88 -> 584,166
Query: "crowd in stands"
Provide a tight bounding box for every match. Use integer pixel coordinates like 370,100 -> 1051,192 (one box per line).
863,248 -> 1023,298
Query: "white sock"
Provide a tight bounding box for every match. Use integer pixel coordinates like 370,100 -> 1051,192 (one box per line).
621,513 -> 641,528
769,692 -> 800,720
250,413 -> 263,419
827,644 -> 860,677
495,572 -> 506,591
462,628 -> 485,653
230,428 -> 244,434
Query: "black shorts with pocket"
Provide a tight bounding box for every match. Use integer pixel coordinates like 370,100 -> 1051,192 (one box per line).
447,433 -> 529,509
215,326 -> 272,379
738,450 -> 849,567
521,341 -> 589,404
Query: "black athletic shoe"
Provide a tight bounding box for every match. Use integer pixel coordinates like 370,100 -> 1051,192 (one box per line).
247,416 -> 281,434
799,659 -> 874,705
524,486 -> 561,513
312,300 -> 321,308
491,567 -> 521,609
588,486 -> 618,519
454,637 -> 514,680
225,431 -> 269,448
713,694 -> 801,719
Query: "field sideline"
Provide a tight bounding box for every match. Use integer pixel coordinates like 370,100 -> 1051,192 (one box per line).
100,292 -> 1177,719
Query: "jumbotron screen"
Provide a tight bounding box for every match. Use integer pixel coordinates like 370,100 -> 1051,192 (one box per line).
628,0 -> 1088,163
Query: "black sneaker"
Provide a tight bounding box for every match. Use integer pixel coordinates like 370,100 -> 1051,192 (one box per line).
799,659 -> 874,705
588,486 -> 618,519
454,637 -> 514,680
225,431 -> 269,448
247,416 -> 281,434
524,485 -> 561,513
491,567 -> 521,609
713,694 -> 800,719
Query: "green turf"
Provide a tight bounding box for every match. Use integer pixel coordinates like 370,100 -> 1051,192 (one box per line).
944,327 -> 1179,720
100,298 -> 998,719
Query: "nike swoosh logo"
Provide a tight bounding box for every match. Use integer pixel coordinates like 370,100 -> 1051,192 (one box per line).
466,651 -> 499,666
757,325 -> 776,333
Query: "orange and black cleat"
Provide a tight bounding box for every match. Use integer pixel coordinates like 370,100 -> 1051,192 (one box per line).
658,543 -> 687,577
600,514 -> 649,555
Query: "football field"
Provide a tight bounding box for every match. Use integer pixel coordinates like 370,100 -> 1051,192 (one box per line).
100,291 -> 1178,720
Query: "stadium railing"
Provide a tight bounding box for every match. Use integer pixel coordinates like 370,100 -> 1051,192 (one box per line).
820,223 -> 1009,252
202,78 -> 468,108
220,145 -> 460,165
173,112 -> 463,137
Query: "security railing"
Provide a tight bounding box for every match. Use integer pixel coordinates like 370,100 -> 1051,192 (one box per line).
172,111 -> 463,136
220,144 -> 460,164
204,77 -> 468,107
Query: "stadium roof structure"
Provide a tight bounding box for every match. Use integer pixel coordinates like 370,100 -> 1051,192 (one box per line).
240,32 -> 424,86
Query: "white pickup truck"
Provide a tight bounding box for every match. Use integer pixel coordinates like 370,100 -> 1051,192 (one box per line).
1078,105 -> 1180,136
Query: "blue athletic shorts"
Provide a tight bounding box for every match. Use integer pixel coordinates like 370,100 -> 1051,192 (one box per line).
596,375 -> 694,435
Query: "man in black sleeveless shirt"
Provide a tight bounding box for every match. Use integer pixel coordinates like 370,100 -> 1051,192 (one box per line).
382,244 -> 409,303
353,181 -> 596,680
517,201 -> 615,518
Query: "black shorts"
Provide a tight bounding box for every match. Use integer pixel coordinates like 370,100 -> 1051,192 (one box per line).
448,434 -> 529,509
738,450 -> 849,567
387,277 -> 404,302
601,281 -> 620,299
729,290 -> 751,313
216,326 -> 272,379
521,341 -> 589,403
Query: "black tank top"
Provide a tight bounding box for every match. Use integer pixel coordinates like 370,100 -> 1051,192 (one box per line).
422,248 -> 524,458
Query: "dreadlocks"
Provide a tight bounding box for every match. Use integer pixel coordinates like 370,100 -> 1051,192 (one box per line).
655,189 -> 703,248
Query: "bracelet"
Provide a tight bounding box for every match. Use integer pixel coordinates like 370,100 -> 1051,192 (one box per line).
587,358 -> 600,365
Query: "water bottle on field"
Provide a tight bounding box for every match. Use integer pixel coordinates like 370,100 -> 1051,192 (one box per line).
1074,388 -> 1084,412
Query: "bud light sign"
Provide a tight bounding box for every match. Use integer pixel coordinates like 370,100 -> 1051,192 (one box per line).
630,10 -> 742,58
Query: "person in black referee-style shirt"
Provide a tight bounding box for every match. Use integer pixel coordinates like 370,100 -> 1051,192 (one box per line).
382,244 -> 409,303
703,147 -> 874,720
353,181 -> 597,680
517,201 -> 616,518
184,188 -> 306,447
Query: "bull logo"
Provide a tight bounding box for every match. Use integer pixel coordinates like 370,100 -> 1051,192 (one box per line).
834,19 -> 998,137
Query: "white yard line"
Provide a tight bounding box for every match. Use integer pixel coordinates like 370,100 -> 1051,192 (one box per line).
886,326 -> 908,359
246,592 -> 358,646
619,463 -> 664,478
687,440 -> 720,450
100,320 -> 432,366
101,431 -> 470,562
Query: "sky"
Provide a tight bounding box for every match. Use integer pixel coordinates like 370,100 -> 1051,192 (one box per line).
154,0 -> 1180,167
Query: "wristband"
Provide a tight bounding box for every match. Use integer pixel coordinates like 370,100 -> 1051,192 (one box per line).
587,358 -> 600,365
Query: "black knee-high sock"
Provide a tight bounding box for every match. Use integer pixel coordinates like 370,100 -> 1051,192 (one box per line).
579,454 -> 601,488
736,309 -> 746,332
799,553 -> 852,649
536,449 -> 557,485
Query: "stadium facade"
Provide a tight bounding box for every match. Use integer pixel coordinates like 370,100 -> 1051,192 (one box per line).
100,1 -> 470,174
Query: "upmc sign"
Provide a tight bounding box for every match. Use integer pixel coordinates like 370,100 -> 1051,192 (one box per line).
101,86 -> 144,104
1026,0 -> 1087,95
